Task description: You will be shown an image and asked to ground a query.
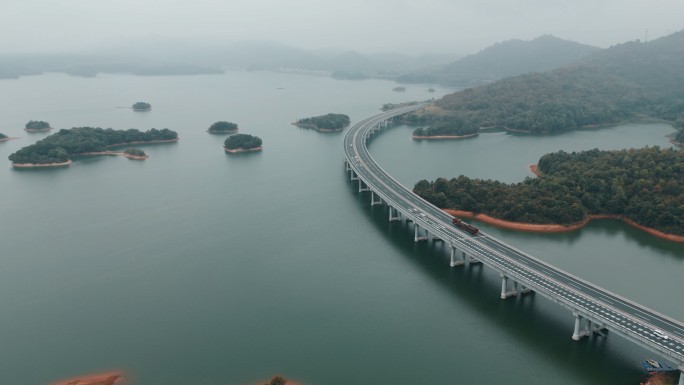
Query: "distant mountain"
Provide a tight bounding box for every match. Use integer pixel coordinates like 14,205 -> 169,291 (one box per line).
397,35 -> 600,86
404,30 -> 684,134
0,39 -> 457,79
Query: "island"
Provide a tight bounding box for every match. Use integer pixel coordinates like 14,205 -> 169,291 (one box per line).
208,121 -> 238,134
0,133 -> 10,142
413,147 -> 684,241
224,133 -> 262,153
8,127 -> 177,168
50,371 -> 123,385
24,120 -> 52,132
293,113 -> 350,132
392,86 -> 406,92
132,101 -> 151,111
123,147 -> 148,160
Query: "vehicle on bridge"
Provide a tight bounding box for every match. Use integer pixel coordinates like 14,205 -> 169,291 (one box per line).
452,217 -> 479,235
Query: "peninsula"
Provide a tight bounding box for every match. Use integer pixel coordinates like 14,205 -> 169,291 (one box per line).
208,121 -> 238,134
414,147 -> 684,241
8,127 -> 177,167
412,122 -> 478,139
224,133 -> 262,153
132,101 -> 151,111
24,120 -> 52,132
0,133 -> 12,142
293,113 -> 350,132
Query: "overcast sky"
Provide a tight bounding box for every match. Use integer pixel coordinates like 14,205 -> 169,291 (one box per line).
2,0 -> 682,55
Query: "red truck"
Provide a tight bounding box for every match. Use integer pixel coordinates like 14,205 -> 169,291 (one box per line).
452,217 -> 479,235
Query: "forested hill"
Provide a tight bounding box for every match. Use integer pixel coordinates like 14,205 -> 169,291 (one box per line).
414,147 -> 684,236
406,30 -> 684,134
397,35 -> 599,86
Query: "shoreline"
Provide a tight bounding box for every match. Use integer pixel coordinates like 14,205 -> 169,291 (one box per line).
24,127 -> 53,132
443,209 -> 684,242
106,138 -> 179,147
224,146 -> 263,153
291,122 -> 346,132
0,137 -> 21,142
50,371 -> 123,385
12,160 -> 72,168
208,129 -> 238,134
412,133 -> 478,140
76,151 -> 148,160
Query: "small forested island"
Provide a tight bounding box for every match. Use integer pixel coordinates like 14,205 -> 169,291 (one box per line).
414,147 -> 684,240
24,120 -> 52,132
0,133 -> 9,142
208,121 -> 238,134
412,119 -> 479,139
132,101 -> 151,111
224,133 -> 262,153
293,113 -> 350,132
123,147 -> 148,160
392,86 -> 406,92
8,127 -> 177,167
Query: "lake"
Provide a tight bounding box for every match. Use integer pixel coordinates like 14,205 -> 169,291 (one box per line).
0,72 -> 682,385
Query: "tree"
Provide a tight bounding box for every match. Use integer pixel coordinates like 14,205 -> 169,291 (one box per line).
132,102 -> 151,111
208,121 -> 238,133
224,133 -> 262,150
264,376 -> 286,385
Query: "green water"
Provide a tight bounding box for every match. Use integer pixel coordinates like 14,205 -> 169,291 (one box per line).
0,72 -> 682,385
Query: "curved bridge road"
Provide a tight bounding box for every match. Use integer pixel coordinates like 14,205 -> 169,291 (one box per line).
344,105 -> 684,381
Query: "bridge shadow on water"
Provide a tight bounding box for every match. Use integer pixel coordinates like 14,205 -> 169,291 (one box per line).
343,173 -> 650,385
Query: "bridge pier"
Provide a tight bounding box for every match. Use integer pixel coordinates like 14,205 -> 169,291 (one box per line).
519,285 -> 532,295
450,245 -> 465,267
350,169 -> 358,181
358,180 -> 370,192
370,191 -> 383,205
344,160 -> 350,172
414,224 -> 428,242
571,312 -> 592,340
468,253 -> 481,265
500,274 -> 518,299
388,206 -> 401,222
678,369 -> 684,385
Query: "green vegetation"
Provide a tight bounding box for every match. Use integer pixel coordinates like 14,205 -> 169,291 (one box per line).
381,101 -> 422,111
25,120 -> 51,130
405,30 -> 684,135
294,113 -> 350,131
8,127 -> 177,164
132,101 -> 151,111
414,147 -> 684,235
413,119 -> 478,137
264,376 -> 286,385
124,148 -> 146,157
676,130 -> 684,144
224,133 -> 262,150
208,121 -> 238,133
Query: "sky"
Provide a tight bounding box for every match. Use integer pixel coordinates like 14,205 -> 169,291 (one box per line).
1,0 -> 683,55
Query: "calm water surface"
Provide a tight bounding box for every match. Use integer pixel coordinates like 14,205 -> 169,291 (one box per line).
0,72 -> 682,385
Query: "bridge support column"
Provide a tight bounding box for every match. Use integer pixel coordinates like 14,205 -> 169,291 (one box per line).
450,246 -> 465,267
678,369 -> 684,385
414,224 -> 428,242
500,274 -> 518,299
468,253 -> 481,264
358,180 -> 370,192
370,191 -> 382,206
388,206 -> 401,222
572,312 -> 591,340
350,170 -> 358,181
519,285 -> 532,295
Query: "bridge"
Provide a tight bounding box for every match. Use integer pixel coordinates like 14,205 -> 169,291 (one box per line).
344,104 -> 684,384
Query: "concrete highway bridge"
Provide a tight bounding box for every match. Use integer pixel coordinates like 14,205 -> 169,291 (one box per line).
343,104 -> 684,384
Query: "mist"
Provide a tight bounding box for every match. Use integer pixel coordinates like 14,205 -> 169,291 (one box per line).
2,0 -> 683,55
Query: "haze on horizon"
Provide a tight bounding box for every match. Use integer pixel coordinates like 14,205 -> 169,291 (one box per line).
2,0 -> 683,55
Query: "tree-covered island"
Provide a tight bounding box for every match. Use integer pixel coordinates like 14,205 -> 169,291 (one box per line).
224,133 -> 262,153
414,147 -> 684,240
8,127 -> 177,167
123,147 -> 148,160
293,113 -> 350,132
208,121 -> 238,134
132,101 -> 151,111
0,133 -> 9,142
24,120 -> 52,132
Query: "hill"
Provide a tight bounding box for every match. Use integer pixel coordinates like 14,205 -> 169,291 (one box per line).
403,30 -> 684,134
397,35 -> 599,86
